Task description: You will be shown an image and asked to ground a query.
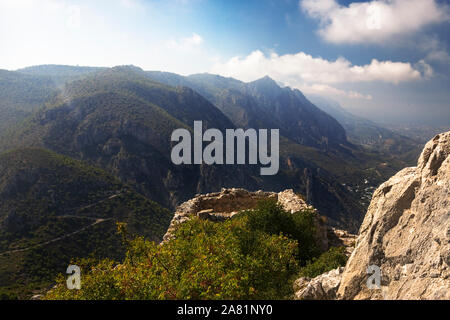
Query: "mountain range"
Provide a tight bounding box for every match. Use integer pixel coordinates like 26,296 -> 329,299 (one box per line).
0,64 -> 425,298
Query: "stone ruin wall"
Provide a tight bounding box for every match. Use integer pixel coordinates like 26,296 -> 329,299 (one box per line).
162,188 -> 350,254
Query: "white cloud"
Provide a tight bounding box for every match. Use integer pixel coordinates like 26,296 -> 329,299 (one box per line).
427,50 -> 450,65
301,0 -> 338,18
184,33 -> 204,46
211,50 -> 428,84
298,84 -> 373,100
300,0 -> 449,44
210,50 -> 430,100
166,33 -> 204,51
413,36 -> 450,76
415,60 -> 434,79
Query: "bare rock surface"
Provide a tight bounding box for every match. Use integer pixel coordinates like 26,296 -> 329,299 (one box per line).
294,267 -> 344,300
327,227 -> 358,257
337,132 -> 450,300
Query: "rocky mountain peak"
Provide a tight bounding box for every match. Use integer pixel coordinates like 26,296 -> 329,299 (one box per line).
248,75 -> 280,92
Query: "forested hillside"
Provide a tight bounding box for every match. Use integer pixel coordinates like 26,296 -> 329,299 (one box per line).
0,70 -> 58,134
0,148 -> 171,299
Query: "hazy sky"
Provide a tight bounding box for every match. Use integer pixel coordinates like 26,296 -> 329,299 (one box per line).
1,0 -> 449,125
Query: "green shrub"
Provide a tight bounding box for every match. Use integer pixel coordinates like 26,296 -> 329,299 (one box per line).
241,199 -> 320,264
298,246 -> 348,278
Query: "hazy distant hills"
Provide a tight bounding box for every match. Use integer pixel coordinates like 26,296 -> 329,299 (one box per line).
146,70 -> 423,219
17,65 -> 104,87
0,65 -> 103,136
0,70 -> 59,134
381,123 -> 450,144
307,94 -> 422,163
0,148 -> 171,298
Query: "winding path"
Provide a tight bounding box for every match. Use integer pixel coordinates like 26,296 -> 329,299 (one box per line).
0,193 -> 122,256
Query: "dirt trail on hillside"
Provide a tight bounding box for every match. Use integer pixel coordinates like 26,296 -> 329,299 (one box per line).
0,193 -> 122,256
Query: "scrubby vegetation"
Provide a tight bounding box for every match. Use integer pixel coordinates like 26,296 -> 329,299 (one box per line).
298,247 -> 347,278
45,200 -> 347,300
0,148 -> 172,299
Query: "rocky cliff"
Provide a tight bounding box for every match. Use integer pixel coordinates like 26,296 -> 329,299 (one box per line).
337,132 -> 450,299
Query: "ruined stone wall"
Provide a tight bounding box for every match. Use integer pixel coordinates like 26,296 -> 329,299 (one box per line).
163,188 -> 316,240
163,188 -> 344,254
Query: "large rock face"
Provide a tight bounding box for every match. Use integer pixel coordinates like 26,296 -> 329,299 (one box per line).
338,132 -> 450,300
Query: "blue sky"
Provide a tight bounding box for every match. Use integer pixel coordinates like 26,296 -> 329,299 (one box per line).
1,0 -> 449,125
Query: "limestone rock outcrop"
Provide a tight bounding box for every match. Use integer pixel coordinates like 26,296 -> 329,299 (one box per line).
327,227 -> 357,257
337,132 -> 450,300
294,267 -> 344,300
